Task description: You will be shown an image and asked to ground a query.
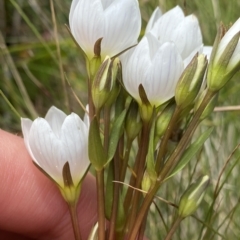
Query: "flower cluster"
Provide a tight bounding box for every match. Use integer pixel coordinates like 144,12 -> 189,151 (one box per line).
20,1 -> 240,240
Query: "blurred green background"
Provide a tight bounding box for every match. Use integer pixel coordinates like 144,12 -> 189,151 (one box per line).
1,0 -> 240,239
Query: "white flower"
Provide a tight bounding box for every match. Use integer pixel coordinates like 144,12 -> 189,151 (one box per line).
69,0 -> 141,59
121,34 -> 183,106
146,6 -> 203,67
121,6 -> 204,107
21,106 -> 90,189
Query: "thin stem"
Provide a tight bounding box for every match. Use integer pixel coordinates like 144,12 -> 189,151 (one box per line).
120,138 -> 133,184
96,170 -> 106,240
137,211 -> 148,240
127,122 -> 150,235
164,217 -> 182,240
128,90 -> 216,239
108,144 -> 121,240
155,107 -> 181,174
68,203 -> 82,240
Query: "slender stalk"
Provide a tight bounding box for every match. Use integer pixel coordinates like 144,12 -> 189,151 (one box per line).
68,203 -> 82,240
128,90 -> 216,239
120,138 -> 133,183
138,212 -> 148,240
108,145 -> 121,240
127,122 -> 150,235
164,217 -> 182,240
155,107 -> 181,174
96,170 -> 106,240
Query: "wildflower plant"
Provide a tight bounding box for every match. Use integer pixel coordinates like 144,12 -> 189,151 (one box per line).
16,0 -> 240,239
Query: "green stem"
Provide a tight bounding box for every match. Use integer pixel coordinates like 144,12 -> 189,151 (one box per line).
96,170 -> 106,240
68,203 -> 82,240
137,211 -> 148,240
164,217 -> 182,240
108,145 -> 121,240
128,90 -> 216,239
159,90 -> 215,181
120,138 -> 133,184
127,122 -> 150,235
155,107 -> 181,174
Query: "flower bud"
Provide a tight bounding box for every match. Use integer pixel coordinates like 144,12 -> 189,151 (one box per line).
154,102 -> 175,146
92,57 -> 118,110
141,171 -> 155,194
175,54 -> 207,108
178,175 -> 210,218
207,19 -> 240,91
125,101 -> 142,140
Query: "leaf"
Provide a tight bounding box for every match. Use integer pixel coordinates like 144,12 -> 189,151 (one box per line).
105,109 -> 127,166
165,127 -> 214,181
89,117 -> 107,171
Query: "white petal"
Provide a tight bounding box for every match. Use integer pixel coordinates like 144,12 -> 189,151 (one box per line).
28,118 -> 65,187
228,41 -> 240,69
144,42 -> 184,106
183,44 -> 203,68
216,18 -> 240,62
122,37 -> 151,103
202,46 -> 212,61
69,0 -> 79,25
21,118 -> 35,162
45,106 -> 67,138
145,7 -> 162,33
70,0 -> 104,59
150,6 -> 184,44
171,15 -> 202,59
61,113 -> 90,186
101,0 -> 114,9
101,0 -> 141,58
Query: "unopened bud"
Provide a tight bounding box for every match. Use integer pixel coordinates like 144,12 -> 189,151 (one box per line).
125,101 -> 142,140
207,20 -> 240,91
175,54 -> 207,108
141,171 -> 155,194
155,102 -> 175,141
178,175 -> 210,218
92,57 -> 118,110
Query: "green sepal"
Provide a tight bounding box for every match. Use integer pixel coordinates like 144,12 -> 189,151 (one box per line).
89,117 -> 107,171
138,84 -> 153,123
178,175 -> 210,218
94,37 -> 103,57
105,109 -> 127,166
165,127 -> 213,181
62,161 -> 74,187
175,54 -> 207,109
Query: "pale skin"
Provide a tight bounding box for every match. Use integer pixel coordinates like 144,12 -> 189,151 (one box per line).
0,129 -> 97,240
